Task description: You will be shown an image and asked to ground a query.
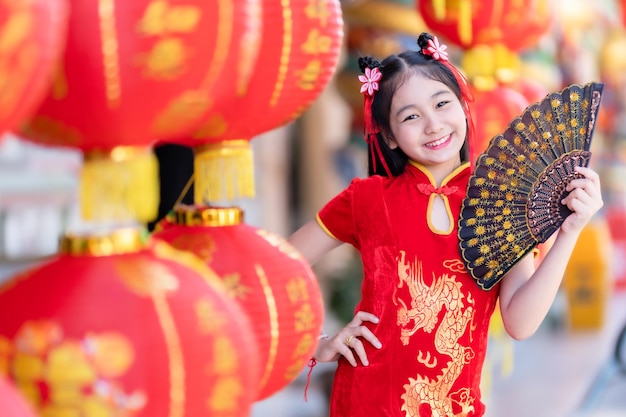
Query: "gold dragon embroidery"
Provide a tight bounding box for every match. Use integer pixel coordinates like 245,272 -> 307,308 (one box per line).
395,250 -> 476,417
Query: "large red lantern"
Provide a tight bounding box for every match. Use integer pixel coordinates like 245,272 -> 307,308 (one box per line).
0,377 -> 37,417
153,206 -> 324,400
468,86 -> 528,163
0,0 -> 68,138
0,228 -> 260,417
19,0 -> 255,223
418,0 -> 551,51
164,0 -> 344,204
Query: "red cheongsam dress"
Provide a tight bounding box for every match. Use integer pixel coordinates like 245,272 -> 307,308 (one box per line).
316,161 -> 500,417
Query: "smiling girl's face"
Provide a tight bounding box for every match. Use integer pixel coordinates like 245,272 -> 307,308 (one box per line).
387,72 -> 467,176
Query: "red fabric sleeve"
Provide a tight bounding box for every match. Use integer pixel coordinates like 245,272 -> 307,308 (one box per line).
316,178 -> 361,248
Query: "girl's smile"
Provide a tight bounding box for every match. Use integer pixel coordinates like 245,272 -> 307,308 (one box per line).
424,133 -> 452,148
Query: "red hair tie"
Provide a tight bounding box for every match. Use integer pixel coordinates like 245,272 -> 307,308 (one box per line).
358,66 -> 392,177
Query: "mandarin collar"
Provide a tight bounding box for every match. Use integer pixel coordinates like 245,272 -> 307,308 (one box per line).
405,160 -> 470,187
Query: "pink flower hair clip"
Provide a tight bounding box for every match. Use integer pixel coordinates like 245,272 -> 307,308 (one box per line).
358,66 -> 382,96
423,36 -> 448,61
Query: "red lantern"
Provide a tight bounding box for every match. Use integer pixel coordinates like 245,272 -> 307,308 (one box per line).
152,206 -> 324,400
418,0 -> 551,51
0,228 -> 260,417
19,0 -> 255,222
468,86 -> 528,163
164,0 -> 344,204
515,77 -> 549,104
0,377 -> 37,417
0,0 -> 68,138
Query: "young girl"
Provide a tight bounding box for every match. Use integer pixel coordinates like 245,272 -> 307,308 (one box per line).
288,32 -> 604,417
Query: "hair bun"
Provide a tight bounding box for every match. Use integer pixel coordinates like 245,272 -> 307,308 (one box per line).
417,32 -> 434,50
358,56 -> 382,73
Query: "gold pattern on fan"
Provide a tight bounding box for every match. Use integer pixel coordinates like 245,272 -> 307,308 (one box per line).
459,83 -> 604,290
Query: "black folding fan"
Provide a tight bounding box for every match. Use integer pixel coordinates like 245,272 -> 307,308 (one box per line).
458,82 -> 604,290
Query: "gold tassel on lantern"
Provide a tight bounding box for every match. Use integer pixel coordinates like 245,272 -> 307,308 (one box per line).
80,146 -> 159,223
193,139 -> 254,204
461,44 -> 521,91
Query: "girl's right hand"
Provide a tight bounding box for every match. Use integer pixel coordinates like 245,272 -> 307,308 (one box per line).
314,311 -> 382,367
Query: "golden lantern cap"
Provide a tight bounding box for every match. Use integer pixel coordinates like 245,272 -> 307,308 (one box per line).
173,205 -> 244,227
60,227 -> 146,256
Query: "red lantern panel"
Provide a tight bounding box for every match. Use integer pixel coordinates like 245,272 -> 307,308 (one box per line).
0,0 -> 68,137
153,206 -> 325,400
418,0 -> 551,51
469,86 -> 529,163
21,0 -> 254,151
0,229 -> 259,417
188,0 -> 344,143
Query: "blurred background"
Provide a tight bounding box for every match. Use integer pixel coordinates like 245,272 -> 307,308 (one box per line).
1,0 -> 626,416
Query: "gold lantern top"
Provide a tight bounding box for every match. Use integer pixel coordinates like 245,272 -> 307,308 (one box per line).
59,227 -> 145,257
173,205 -> 244,227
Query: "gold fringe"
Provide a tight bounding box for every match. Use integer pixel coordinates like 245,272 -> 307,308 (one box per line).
80,147 -> 159,222
459,0 -> 472,46
492,44 -> 520,85
193,140 -> 255,204
461,45 -> 497,91
461,44 -> 520,91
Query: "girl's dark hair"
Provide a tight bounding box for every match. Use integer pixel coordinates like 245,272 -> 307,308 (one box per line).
361,32 -> 470,177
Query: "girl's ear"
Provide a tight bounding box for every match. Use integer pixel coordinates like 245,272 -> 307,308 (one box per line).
384,134 -> 399,150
